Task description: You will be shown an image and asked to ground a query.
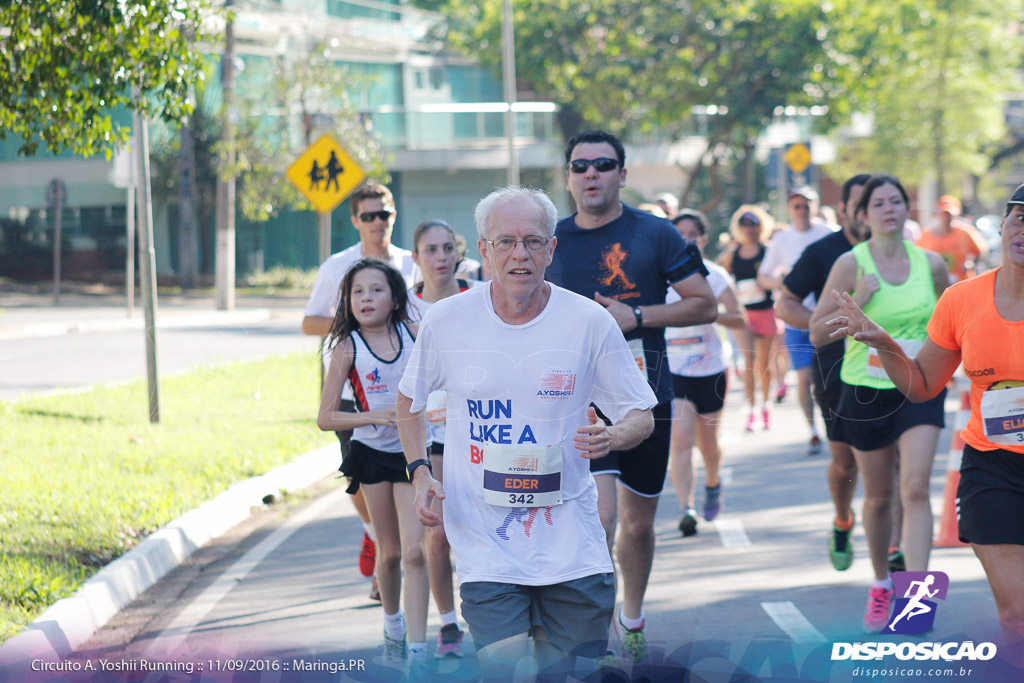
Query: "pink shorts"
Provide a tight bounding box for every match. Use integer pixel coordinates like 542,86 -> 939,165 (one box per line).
746,307 -> 780,338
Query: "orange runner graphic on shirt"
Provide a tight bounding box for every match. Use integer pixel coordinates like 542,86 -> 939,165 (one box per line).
599,243 -> 636,290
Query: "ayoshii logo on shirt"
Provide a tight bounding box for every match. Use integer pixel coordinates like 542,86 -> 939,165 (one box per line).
537,371 -> 576,399
365,368 -> 387,393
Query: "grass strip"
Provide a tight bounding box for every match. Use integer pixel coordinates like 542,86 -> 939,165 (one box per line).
0,351 -> 334,642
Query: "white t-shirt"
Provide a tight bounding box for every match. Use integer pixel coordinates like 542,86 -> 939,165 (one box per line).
305,242 -> 419,394
665,260 -> 732,377
407,280 -> 483,446
398,283 -> 656,586
759,224 -> 831,313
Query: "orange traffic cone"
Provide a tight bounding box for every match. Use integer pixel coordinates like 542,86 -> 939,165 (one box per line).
935,378 -> 971,548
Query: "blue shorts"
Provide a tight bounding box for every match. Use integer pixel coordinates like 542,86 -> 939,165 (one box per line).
783,326 -> 815,370
460,573 -> 615,658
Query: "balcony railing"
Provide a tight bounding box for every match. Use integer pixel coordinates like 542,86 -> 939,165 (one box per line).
362,103 -> 559,150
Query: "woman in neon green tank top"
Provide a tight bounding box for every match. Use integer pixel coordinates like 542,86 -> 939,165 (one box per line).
811,174 -> 950,633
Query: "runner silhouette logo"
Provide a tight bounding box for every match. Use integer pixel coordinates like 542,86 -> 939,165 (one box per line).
883,571 -> 949,635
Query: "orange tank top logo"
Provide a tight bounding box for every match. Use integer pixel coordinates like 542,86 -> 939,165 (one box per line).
599,243 -> 636,290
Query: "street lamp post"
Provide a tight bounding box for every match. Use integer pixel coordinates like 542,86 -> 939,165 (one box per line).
501,0 -> 519,187
216,0 -> 236,311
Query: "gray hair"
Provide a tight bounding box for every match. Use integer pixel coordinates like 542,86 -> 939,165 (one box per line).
474,186 -> 558,240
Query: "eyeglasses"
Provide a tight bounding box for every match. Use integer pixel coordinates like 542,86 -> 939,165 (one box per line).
483,236 -> 551,253
739,219 -> 760,228
567,157 -> 620,174
357,210 -> 393,223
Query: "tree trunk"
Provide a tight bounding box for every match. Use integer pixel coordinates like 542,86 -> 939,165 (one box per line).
699,148 -> 725,214
178,119 -> 198,289
678,138 -> 713,209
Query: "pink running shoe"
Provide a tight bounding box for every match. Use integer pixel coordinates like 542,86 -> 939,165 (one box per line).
762,406 -> 772,430
746,411 -> 756,432
434,624 -> 465,659
863,586 -> 894,633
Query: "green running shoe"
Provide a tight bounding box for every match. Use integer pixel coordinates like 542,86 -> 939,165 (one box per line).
829,516 -> 854,571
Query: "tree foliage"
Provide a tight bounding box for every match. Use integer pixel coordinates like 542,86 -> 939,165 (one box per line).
825,0 -> 1022,191
151,42 -> 390,231
429,0 -> 837,205
0,0 -> 213,158
223,42 -> 391,222
426,0 -> 1020,201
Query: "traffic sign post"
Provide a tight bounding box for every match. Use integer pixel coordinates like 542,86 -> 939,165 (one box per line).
773,142 -> 815,220
286,135 -> 367,260
783,142 -> 813,188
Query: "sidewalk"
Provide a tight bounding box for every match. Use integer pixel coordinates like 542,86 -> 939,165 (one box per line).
0,281 -> 309,340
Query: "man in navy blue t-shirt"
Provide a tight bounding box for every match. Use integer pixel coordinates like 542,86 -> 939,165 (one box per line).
546,129 -> 715,661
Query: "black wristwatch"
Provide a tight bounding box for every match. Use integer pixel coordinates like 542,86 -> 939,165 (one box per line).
406,458 -> 432,481
632,306 -> 643,329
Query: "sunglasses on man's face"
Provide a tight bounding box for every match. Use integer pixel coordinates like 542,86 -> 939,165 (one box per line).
567,157 -> 620,174
358,210 -> 393,223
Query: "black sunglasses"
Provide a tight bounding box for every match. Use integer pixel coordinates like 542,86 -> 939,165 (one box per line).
567,157 -> 620,174
358,210 -> 393,223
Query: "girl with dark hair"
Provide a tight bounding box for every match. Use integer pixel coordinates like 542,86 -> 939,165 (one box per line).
811,174 -> 950,633
317,258 -> 430,674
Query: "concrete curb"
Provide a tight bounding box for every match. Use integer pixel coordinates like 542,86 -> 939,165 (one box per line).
0,309 -> 273,341
0,443 -> 339,668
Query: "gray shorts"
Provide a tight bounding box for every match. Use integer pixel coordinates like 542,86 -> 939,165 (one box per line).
460,572 -> 615,659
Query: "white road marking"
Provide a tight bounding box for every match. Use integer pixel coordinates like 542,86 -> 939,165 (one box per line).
720,466 -> 734,485
714,518 -> 751,547
761,601 -> 827,644
146,485 -> 348,656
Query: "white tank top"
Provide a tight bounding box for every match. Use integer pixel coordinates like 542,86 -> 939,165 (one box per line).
348,322 -> 416,453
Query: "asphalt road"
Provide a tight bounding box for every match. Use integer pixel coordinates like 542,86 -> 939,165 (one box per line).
57,382 -> 1020,683
0,310 -> 319,401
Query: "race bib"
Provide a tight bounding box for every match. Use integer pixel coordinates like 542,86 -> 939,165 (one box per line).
482,443 -> 562,507
866,339 -> 923,381
426,391 -> 447,424
628,338 -> 646,373
736,278 -> 766,306
980,384 -> 1024,446
666,331 -> 707,359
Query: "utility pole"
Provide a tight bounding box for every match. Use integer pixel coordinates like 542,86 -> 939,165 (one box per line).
501,0 -> 519,187
216,0 -> 236,310
133,102 -> 161,423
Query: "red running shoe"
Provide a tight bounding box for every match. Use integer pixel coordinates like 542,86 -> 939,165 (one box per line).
359,531 -> 376,577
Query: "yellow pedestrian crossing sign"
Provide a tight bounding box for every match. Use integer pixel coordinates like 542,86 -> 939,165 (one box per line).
784,142 -> 812,174
286,134 -> 366,214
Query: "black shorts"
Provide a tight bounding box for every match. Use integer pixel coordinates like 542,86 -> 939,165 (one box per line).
672,371 -> 728,415
338,440 -> 411,494
429,441 -> 444,457
957,443 -> 1024,545
460,573 -> 615,658
835,383 -> 946,452
811,342 -> 849,443
590,401 -> 671,496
